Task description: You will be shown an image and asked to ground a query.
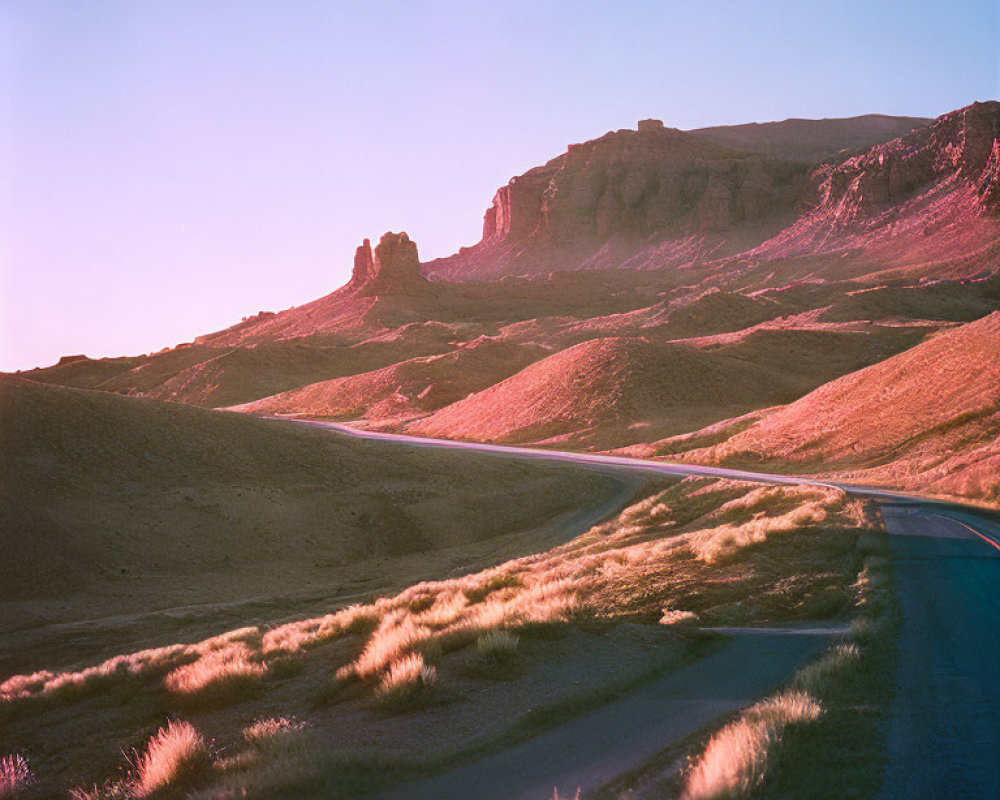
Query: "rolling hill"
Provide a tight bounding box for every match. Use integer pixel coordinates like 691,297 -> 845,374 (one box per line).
0,376 -> 624,673
645,312 -> 1000,506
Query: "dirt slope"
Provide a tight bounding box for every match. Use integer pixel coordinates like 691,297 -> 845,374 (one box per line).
404,337 -> 796,448
232,338 -> 544,421
662,312 -> 1000,505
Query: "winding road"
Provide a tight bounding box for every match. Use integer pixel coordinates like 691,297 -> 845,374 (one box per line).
285,420 -> 1000,800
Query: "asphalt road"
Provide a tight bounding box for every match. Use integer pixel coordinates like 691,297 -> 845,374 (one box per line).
288,419 -> 927,501
880,503 -> 1000,800
286,421 -> 1000,798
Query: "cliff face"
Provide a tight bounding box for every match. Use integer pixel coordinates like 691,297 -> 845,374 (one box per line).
808,101 -> 1000,222
426,106 -> 999,282
750,101 -> 1000,266
428,120 -> 804,280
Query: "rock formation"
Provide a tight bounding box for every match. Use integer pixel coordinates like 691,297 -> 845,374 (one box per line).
352,231 -> 430,296
752,101 -> 1000,262
350,238 -> 376,286
806,101 -> 1000,221
428,119 -> 805,280
425,105 -> 999,281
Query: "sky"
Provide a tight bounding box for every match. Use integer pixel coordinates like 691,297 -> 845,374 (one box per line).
2,1 -> 998,371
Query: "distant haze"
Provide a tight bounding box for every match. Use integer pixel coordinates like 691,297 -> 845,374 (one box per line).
3,0 -> 998,371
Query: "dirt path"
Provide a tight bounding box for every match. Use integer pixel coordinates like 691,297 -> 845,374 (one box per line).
880,504 -> 1000,799
374,628 -> 837,800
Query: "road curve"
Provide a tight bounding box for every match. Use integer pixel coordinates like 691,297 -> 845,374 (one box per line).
283,419 -> 928,503
376,629 -> 837,800
281,420 -> 1000,798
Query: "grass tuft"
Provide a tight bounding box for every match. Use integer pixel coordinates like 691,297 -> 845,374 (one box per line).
682,690 -> 821,800
0,754 -> 32,799
375,653 -> 437,709
476,629 -> 520,661
132,720 -> 210,798
164,643 -> 266,705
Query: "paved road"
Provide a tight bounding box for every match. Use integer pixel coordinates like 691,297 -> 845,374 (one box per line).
284,421 -> 1000,798
286,418 -> 927,502
880,504 -> 1000,800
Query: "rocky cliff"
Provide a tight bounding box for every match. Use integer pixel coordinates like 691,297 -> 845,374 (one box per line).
752,101 -> 1000,267
427,120 -> 803,280
425,106 -> 999,282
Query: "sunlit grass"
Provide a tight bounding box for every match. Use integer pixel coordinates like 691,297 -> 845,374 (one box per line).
375,653 -> 437,708
132,720 -> 210,798
0,754 -> 32,799
164,642 -> 267,703
4,477 -> 869,797
682,691 -> 822,800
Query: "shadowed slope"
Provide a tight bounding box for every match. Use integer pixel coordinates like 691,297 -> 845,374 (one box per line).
690,114 -> 930,164
0,376 -> 623,670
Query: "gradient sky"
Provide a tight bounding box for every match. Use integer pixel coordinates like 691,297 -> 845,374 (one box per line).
3,1 -> 998,371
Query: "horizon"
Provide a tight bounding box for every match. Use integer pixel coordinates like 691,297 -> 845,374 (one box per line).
3,0 -> 999,372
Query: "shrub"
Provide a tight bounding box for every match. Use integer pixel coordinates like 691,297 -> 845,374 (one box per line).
0,754 -> 32,798
132,720 -> 210,797
476,629 -> 520,661
375,653 -> 436,709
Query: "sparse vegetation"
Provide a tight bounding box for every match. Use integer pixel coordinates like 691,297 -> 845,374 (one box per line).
132,720 -> 210,797
0,754 -> 32,799
476,629 -> 520,661
164,642 -> 267,703
1,477 -> 871,797
743,534 -> 898,799
682,690 -> 822,799
375,653 -> 437,709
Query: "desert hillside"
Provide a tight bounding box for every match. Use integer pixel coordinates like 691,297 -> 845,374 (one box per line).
644,312 -> 1000,506
399,328 -> 931,448
10,102 -> 1000,508
0,377 -> 625,674
230,337 -> 545,421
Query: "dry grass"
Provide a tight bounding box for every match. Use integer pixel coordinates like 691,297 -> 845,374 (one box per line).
186,718 -> 317,800
476,629 -> 520,661
261,605 -> 378,656
682,691 -> 822,800
164,642 -> 267,702
660,532 -> 896,800
658,608 -> 699,627
3,477 -> 868,797
243,717 -> 307,745
132,720 -> 210,797
375,653 -> 437,707
0,755 -> 32,799
1,627 -> 262,703
2,478 -> 856,713
685,486 -> 843,564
